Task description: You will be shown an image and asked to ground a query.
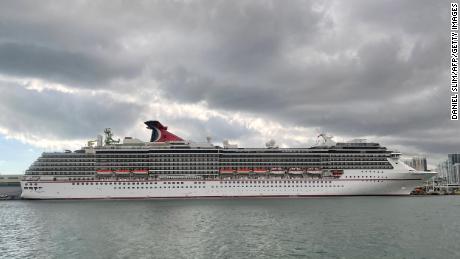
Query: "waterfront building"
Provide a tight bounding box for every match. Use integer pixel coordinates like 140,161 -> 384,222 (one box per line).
448,154 -> 460,165
403,156 -> 428,171
453,163 -> 460,184
0,174 -> 22,199
436,154 -> 460,185
0,175 -> 22,186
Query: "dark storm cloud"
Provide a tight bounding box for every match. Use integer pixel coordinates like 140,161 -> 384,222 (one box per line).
0,83 -> 143,139
347,0 -> 445,35
0,0 -> 456,161
203,1 -> 322,72
389,126 -> 460,155
0,42 -> 141,86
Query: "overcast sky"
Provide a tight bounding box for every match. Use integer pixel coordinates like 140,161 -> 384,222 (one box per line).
0,0 -> 455,173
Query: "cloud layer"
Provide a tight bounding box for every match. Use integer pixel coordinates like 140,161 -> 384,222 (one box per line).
0,0 -> 455,168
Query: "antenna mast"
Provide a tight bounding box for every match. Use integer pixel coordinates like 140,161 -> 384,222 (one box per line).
104,128 -> 120,145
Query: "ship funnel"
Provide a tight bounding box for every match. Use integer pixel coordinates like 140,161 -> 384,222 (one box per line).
144,120 -> 184,142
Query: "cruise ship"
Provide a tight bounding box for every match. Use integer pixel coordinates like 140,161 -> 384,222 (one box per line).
21,121 -> 436,199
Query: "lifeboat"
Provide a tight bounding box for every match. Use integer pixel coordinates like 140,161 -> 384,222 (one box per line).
331,170 -> 344,177
253,168 -> 268,174
306,167 -> 323,174
219,168 -> 235,174
114,170 -> 131,175
96,170 -> 113,175
288,168 -> 305,175
270,167 -> 286,175
236,168 -> 252,174
132,169 -> 149,175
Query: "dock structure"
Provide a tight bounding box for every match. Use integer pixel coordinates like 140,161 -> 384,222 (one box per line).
0,174 -> 23,199
420,177 -> 460,195
0,174 -> 22,186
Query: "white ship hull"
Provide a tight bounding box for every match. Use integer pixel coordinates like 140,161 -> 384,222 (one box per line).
21,171 -> 435,199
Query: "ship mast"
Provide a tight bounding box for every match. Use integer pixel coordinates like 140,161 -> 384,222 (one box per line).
104,128 -> 120,145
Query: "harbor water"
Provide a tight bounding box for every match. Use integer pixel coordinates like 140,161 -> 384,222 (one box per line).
1,197 -> 460,259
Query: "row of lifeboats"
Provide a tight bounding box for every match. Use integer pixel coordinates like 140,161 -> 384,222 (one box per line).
219,167 -> 333,175
96,169 -> 149,175
96,168 -> 344,177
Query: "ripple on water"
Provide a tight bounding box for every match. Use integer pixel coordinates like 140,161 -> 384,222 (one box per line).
1,197 -> 460,259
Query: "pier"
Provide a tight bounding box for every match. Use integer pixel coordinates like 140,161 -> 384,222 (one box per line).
413,177 -> 460,195
0,175 -> 22,199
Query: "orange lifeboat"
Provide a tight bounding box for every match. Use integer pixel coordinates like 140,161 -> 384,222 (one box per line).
236,168 -> 252,174
306,167 -> 322,174
114,170 -> 131,175
331,170 -> 344,177
132,169 -> 149,175
288,168 -> 305,175
253,168 -> 268,174
270,167 -> 286,175
96,169 -> 113,175
219,168 -> 235,174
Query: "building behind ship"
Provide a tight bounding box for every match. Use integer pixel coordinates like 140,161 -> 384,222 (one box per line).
436,154 -> 460,185
403,156 -> 428,171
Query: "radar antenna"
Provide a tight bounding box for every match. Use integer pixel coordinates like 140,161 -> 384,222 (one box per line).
265,139 -> 277,148
104,128 -> 120,145
316,133 -> 335,146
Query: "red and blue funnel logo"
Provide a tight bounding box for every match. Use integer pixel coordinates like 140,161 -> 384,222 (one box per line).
144,121 -> 184,142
